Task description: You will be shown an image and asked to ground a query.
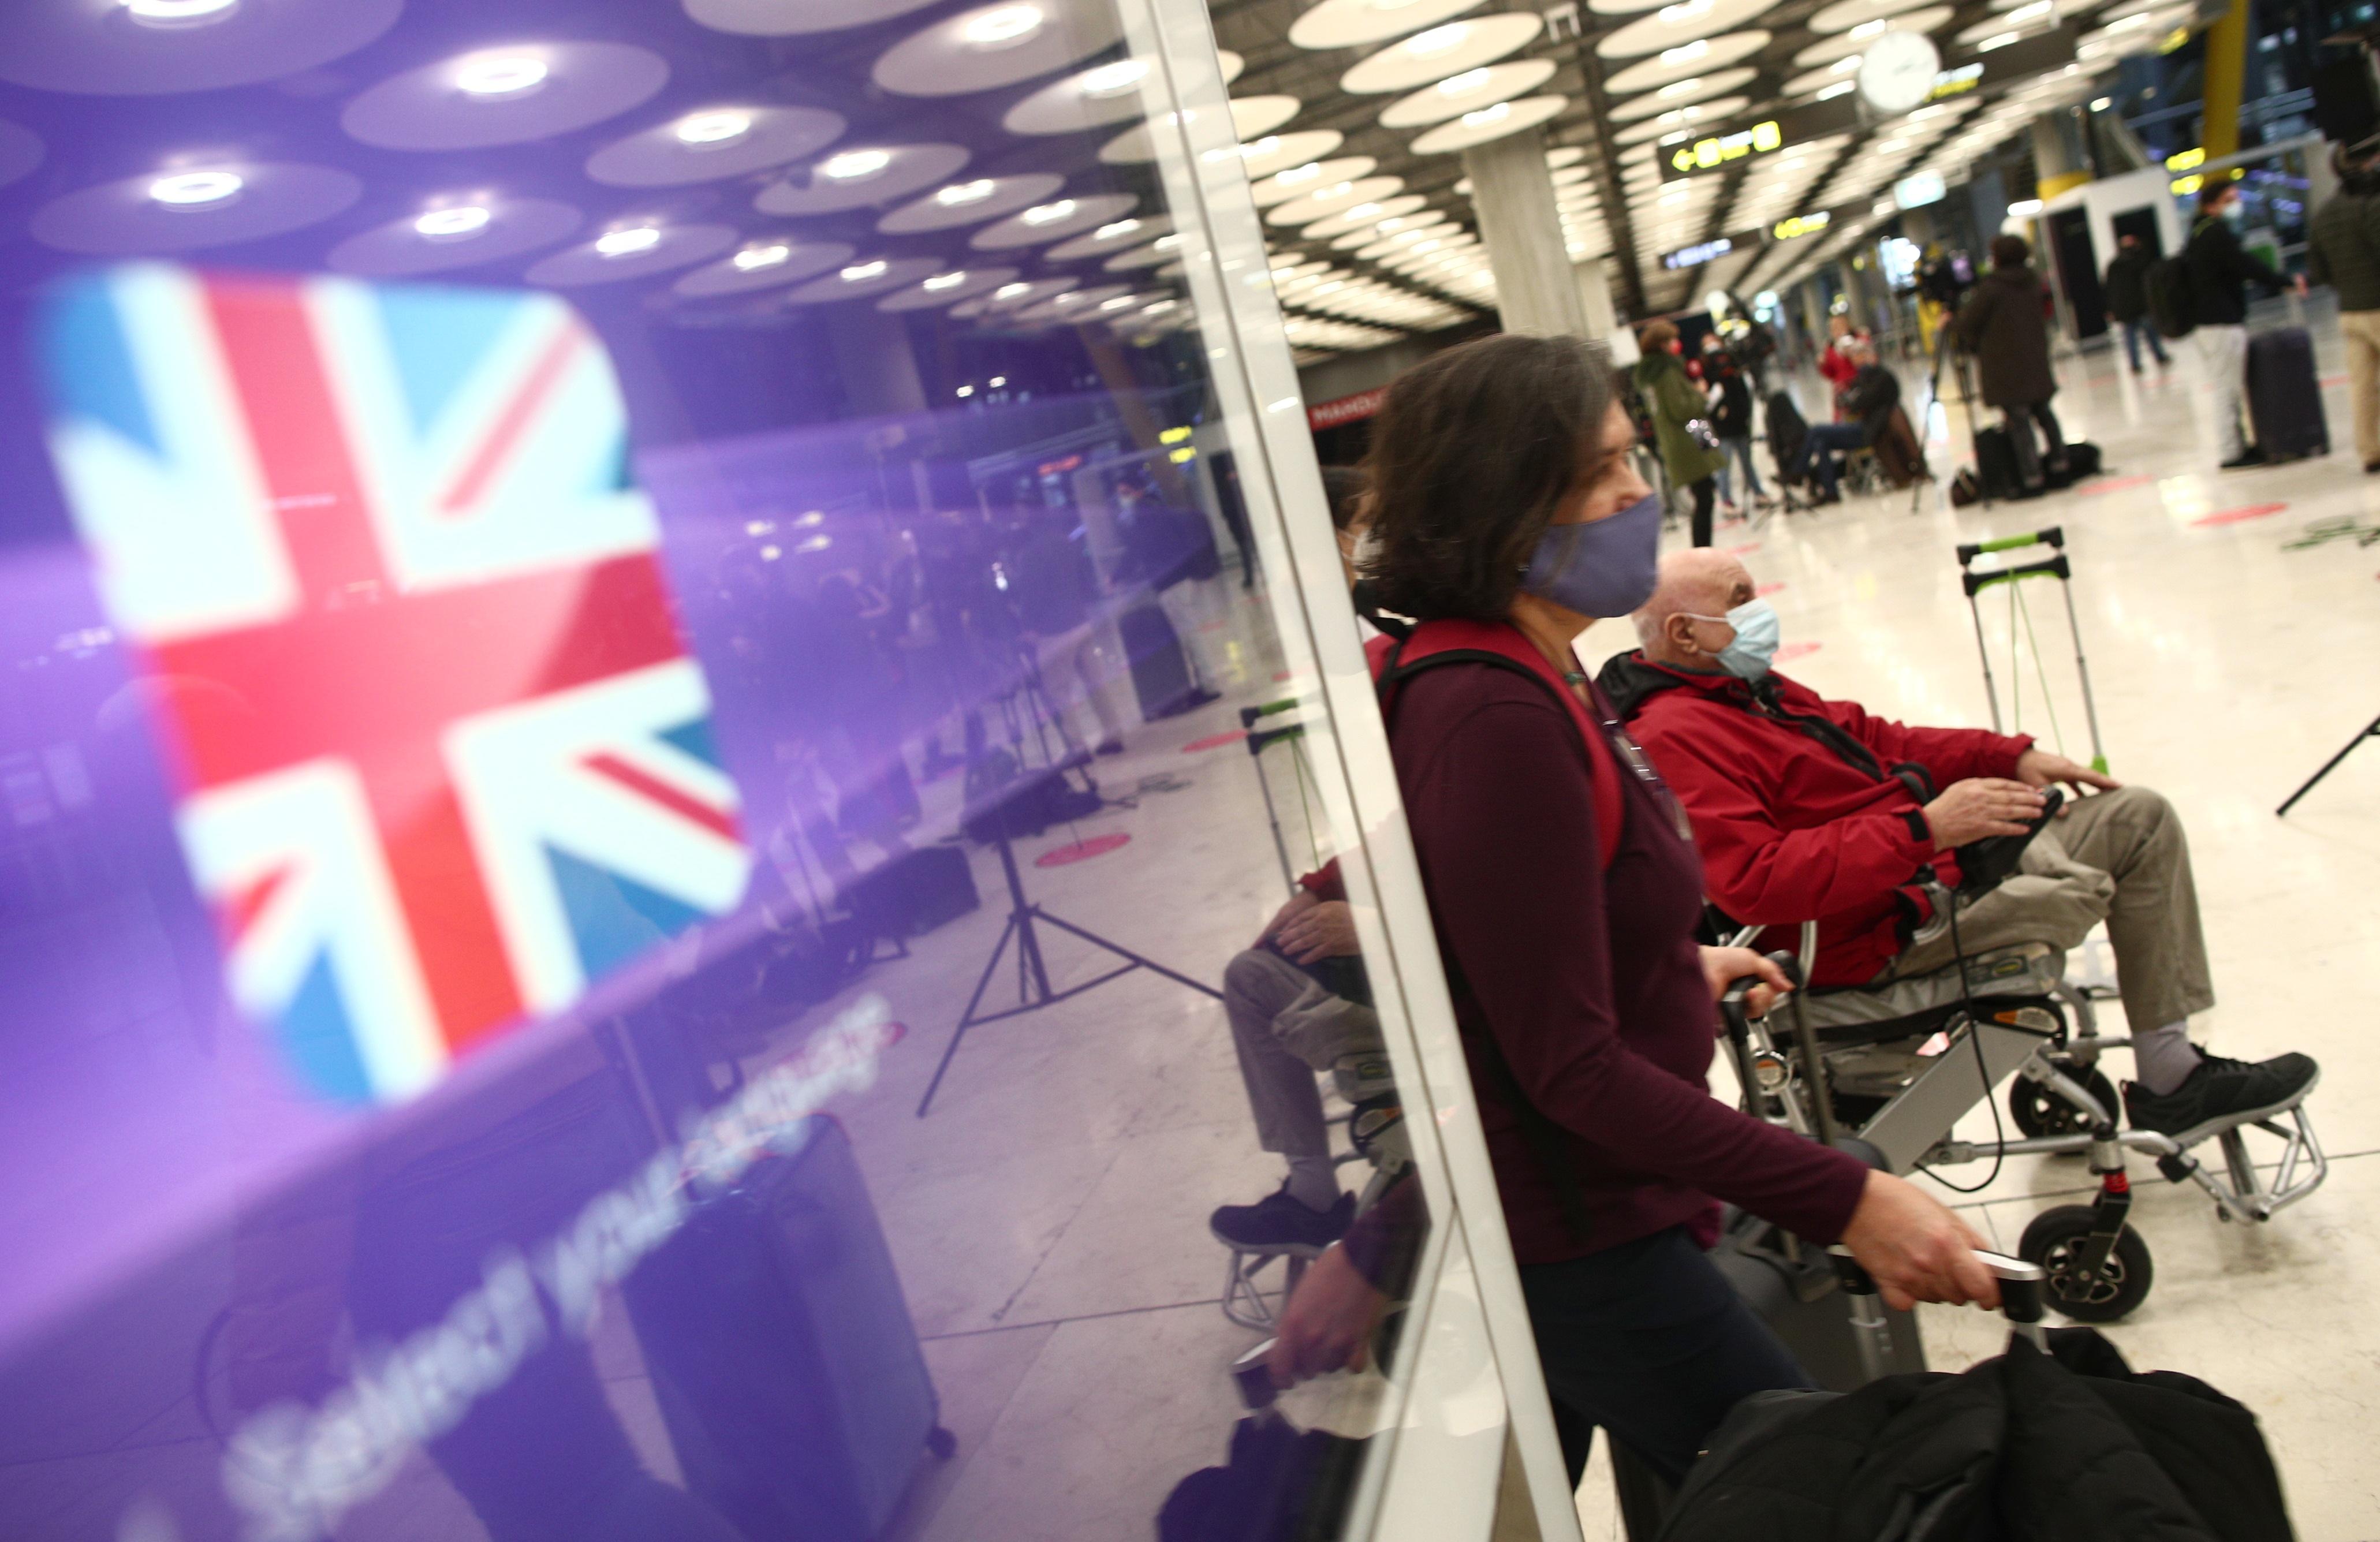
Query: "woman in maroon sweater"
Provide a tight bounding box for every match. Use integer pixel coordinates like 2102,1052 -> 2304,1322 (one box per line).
1310,334 -> 1994,1485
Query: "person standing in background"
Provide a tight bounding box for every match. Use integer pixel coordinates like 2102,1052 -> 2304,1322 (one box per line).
2101,233 -> 2168,374
1705,344 -> 1770,516
2308,138 -> 2380,473
2188,178 -> 2307,470
1635,319 -> 1726,547
1955,234 -> 2069,476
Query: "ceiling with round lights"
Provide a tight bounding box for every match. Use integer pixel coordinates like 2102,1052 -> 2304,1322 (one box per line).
1408,95 -> 1566,154
971,192 -> 1139,247
878,173 -> 1068,234
0,0 -> 401,95
584,104 -> 847,187
343,43 -> 670,151
1289,0 -> 1491,48
1600,32 -> 1771,91
1341,14 -> 1547,94
753,143 -> 974,215
1379,59 -> 1560,128
1598,0 -> 1777,60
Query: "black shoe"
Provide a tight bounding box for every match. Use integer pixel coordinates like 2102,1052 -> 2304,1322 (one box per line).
2364,461 -> 2380,474
2219,447 -> 2269,470
1094,737 -> 1124,756
2122,1051 -> 2319,1135
1182,688 -> 1221,710
1210,1185 -> 1355,1252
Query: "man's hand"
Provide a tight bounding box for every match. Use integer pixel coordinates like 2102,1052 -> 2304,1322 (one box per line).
1267,1244 -> 1389,1387
1277,899 -> 1361,964
1260,888 -> 1319,945
1839,1170 -> 2000,1312
1699,946 -> 1793,1019
1923,778 -> 2045,849
2293,273 -> 2311,297
2014,748 -> 2120,804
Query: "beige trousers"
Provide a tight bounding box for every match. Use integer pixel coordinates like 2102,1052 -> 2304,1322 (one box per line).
2342,309 -> 2380,466
1879,785 -> 2214,1032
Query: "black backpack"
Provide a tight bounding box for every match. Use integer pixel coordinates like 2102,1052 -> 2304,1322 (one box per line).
2144,253 -> 2196,341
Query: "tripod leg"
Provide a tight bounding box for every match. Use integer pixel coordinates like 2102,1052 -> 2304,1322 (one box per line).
1032,909 -> 1225,1000
916,912 -> 1020,1117
2277,711 -> 2380,816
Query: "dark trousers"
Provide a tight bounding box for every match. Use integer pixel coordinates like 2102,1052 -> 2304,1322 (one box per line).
1792,422 -> 1867,498
1688,476 -> 1715,547
2006,399 -> 2065,467
1520,1225 -> 1811,1486
2118,318 -> 2168,370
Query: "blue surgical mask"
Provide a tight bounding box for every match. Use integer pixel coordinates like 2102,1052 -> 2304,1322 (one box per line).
1686,598 -> 1781,678
1520,492 -> 1663,619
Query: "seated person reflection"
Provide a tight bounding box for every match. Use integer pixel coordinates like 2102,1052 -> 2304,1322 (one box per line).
1293,333 -> 1995,1486
1601,550 -> 2318,1133
1786,339 -> 1899,505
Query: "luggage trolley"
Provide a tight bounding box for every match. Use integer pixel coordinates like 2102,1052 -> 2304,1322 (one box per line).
1956,526 -> 2109,773
1241,696 -> 1328,894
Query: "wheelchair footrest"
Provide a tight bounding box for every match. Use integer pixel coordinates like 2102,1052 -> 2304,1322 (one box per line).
1217,1241 -> 1315,1332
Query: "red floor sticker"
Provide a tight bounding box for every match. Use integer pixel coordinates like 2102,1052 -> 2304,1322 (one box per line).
2078,474 -> 2156,495
1775,641 -> 1823,662
1182,730 -> 1249,753
2322,374 -> 2348,387
1036,833 -> 1132,867
1724,542 -> 1762,557
2191,502 -> 2288,527
1756,581 -> 1788,597
1272,670 -> 1293,682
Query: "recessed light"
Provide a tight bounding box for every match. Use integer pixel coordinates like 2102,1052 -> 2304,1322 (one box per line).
415,206 -> 493,239
1154,233 -> 1184,249
121,0 -> 238,25
1658,0 -> 1711,21
822,149 -> 893,181
454,55 -> 549,99
1438,67 -> 1494,94
1659,39 -> 1709,64
841,260 -> 889,282
1978,31 -> 2020,48
675,110 -> 753,147
957,384 -> 976,397
147,170 -> 243,208
734,244 -> 792,271
937,179 -> 997,206
1460,102 -> 1512,128
994,283 -> 1031,299
1021,199 -> 1077,225
1405,23 -> 1470,56
1101,293 -> 1137,309
1093,218 -> 1142,240
1077,59 -> 1150,98
924,270 -> 969,290
961,3 -> 1044,48
595,226 -> 663,256
988,374 -> 1009,385
1849,18 -> 1887,38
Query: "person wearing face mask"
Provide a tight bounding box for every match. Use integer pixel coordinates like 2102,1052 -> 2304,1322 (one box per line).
1303,335 -> 2000,1496
1600,549 -> 2318,1138
1635,319 -> 1727,546
2187,178 -> 2307,469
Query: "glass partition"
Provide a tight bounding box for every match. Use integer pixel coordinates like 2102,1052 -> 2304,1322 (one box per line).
0,4 -> 1499,1539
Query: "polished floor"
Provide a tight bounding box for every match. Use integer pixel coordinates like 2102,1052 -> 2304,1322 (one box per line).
1569,293 -> 2380,1538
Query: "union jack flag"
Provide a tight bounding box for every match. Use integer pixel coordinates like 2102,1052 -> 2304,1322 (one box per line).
38,264 -> 753,1105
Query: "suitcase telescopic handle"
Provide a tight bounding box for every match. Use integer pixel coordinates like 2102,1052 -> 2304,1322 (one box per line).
1956,526 -> 2064,565
1829,1248 -> 2051,1351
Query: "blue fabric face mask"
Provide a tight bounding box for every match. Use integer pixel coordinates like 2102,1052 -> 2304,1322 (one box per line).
1520,492 -> 1663,619
1687,598 -> 1781,678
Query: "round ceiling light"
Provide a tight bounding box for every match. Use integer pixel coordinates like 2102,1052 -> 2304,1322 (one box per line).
1004,55 -> 1158,132
1596,0 -> 1774,59
1250,155 -> 1378,206
879,171 -> 1066,233
973,191 -> 1137,247
121,0 -> 238,24
1288,0 -> 1487,48
454,54 -> 548,98
875,0 -> 1123,97
674,109 -> 754,145
594,226 -> 663,256
962,3 -> 1043,46
1407,92 -> 1565,152
879,266 -> 1021,310
1341,12 -> 1542,92
1601,31 -> 1768,89
1807,0 -> 1937,32
1213,129 -> 1343,180
1379,58 -> 1557,126
825,149 -> 893,180
1608,65 -> 1755,118
1098,95 -> 1299,164
148,169 -> 242,207
587,105 -> 845,187
414,204 -> 492,238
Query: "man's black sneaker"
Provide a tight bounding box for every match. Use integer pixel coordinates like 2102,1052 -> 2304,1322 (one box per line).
2122,1051 -> 2319,1135
2218,446 -> 2270,471
1210,1186 -> 1355,1252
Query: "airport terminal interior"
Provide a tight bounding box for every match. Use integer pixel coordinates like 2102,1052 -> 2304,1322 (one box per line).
2,0 -> 2379,1540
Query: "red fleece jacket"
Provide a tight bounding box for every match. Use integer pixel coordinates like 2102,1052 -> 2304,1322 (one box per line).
1603,654 -> 2032,987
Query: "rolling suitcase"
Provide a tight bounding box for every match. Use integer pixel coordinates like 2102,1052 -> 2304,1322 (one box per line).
2245,326 -> 2329,461
623,1116 -> 952,1542
1118,596 -> 1200,720
1974,423 -> 2043,501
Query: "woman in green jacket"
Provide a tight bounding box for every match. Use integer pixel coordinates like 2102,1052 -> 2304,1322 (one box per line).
1634,318 -> 1726,546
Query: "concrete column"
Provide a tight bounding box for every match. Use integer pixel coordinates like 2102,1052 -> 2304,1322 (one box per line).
1463,126 -> 1590,337
1574,257 -> 1618,340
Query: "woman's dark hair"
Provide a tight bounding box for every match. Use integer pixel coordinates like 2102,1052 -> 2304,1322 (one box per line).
1637,318 -> 1679,353
1990,233 -> 2030,268
1357,333 -> 1617,621
1318,465 -> 1368,532
2198,178 -> 2236,212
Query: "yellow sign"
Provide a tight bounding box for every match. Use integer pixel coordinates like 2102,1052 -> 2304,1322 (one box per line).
2166,147 -> 2204,171
1167,446 -> 1198,464
1773,211 -> 1832,241
1927,62 -> 1984,100
2171,173 -> 2202,196
1158,425 -> 1193,444
1670,119 -> 1783,173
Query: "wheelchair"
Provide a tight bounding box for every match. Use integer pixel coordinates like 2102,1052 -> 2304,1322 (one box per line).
1718,920 -> 2326,1323
1217,1044 -> 1412,1332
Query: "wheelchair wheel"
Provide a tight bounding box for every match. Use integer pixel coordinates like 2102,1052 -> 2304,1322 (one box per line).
2019,1204 -> 2153,1324
2007,1068 -> 2121,1140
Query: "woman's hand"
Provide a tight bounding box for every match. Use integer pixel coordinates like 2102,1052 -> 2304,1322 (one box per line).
1260,888 -> 1319,944
1699,946 -> 1793,1018
1838,1171 -> 2001,1312
1267,1244 -> 1390,1387
1277,900 -> 1360,964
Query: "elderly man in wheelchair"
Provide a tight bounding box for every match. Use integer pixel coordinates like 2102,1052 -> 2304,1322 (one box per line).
1594,550 -> 2322,1319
